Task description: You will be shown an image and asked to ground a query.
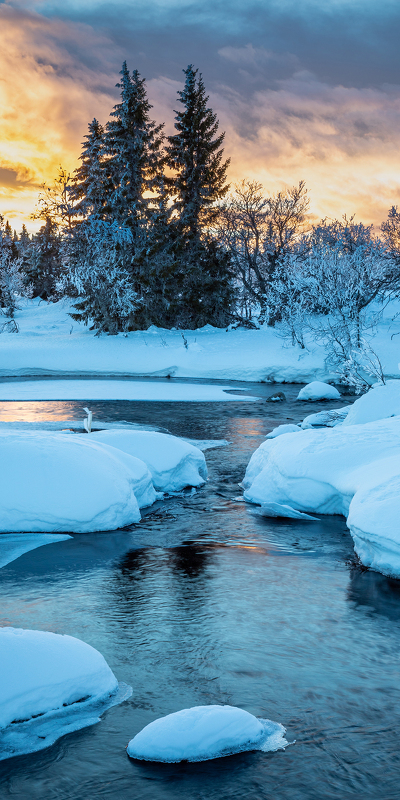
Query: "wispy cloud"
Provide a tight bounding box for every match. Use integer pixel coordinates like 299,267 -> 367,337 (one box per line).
1,0 -> 400,228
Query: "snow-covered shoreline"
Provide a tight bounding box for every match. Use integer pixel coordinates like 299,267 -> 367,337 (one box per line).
1,298 -> 400,383
242,382 -> 400,579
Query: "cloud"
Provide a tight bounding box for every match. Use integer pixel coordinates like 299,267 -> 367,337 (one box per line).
0,5 -> 123,227
1,0 -> 400,229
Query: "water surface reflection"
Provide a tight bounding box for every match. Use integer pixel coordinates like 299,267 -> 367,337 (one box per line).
1,387 -> 400,799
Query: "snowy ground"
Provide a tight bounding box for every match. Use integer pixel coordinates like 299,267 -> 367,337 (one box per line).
1,298 -> 400,382
242,382 -> 400,579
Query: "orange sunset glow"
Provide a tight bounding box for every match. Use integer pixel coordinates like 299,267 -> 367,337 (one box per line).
2,1 -> 400,230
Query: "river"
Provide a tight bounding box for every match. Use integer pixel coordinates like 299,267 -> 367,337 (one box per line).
1,381 -> 400,800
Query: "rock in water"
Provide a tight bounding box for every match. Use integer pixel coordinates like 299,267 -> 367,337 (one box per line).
127,704 -> 288,762
266,391 -> 286,402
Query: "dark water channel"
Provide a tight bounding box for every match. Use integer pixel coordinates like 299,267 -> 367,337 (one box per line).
1,382 -> 400,800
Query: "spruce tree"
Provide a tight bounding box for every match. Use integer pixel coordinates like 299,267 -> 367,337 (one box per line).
69,119 -> 106,219
24,217 -> 62,299
166,65 -> 230,240
164,65 -> 234,327
104,62 -> 165,233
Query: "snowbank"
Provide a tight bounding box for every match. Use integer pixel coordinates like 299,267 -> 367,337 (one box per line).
297,381 -> 340,401
89,430 -> 207,492
0,533 -> 71,569
242,417 -> 400,577
342,380 -> 400,426
0,379 -> 257,402
0,430 -> 157,532
0,627 -> 131,760
127,705 -> 288,762
1,297 -> 399,383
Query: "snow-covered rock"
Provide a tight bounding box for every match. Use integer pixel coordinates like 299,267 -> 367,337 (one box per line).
127,705 -> 288,763
0,627 -> 131,760
265,424 -> 301,438
297,381 -> 341,401
0,430 -> 157,533
342,380 -> 400,426
242,417 -> 400,577
300,406 -> 350,428
89,430 -> 207,492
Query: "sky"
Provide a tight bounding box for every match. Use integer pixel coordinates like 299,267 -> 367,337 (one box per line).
1,0 -> 400,230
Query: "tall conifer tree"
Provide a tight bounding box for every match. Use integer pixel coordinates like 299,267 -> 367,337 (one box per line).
166,65 -> 230,240
163,65 -> 234,327
69,119 -> 106,219
105,62 -> 165,233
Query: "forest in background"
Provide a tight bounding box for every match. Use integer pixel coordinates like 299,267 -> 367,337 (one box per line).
2,62 -> 400,391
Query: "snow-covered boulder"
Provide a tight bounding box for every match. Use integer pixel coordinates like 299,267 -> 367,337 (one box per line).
242,417 -> 400,577
89,430 -> 207,492
297,381 -> 340,401
0,627 -> 131,760
127,705 -> 288,762
300,406 -> 350,429
342,380 -> 400,426
0,430 -> 157,533
265,424 -> 301,438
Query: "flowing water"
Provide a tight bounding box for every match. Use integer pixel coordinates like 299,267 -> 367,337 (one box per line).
1,381 -> 400,800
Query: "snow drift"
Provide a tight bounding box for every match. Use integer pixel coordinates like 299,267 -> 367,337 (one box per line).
89,430 -> 207,492
0,430 -> 157,532
0,627 -> 131,761
243,387 -> 400,577
342,380 -> 400,426
127,705 -> 288,762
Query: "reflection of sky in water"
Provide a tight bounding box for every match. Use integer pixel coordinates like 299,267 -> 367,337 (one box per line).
0,401 -> 79,422
1,392 -> 400,797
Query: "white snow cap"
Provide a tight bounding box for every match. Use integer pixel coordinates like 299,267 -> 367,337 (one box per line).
0,627 -> 130,761
127,705 -> 288,763
89,430 -> 207,492
297,381 -> 341,401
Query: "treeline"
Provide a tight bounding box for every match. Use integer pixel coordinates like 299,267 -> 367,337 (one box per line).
2,61 -> 400,385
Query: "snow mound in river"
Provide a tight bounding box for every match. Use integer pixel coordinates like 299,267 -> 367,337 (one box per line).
0,430 -> 157,532
127,705 -> 288,762
89,430 -> 207,492
242,416 -> 400,577
0,627 -> 131,761
297,381 -> 341,401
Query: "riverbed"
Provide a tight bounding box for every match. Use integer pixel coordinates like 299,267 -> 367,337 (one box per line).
1,382 -> 400,800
